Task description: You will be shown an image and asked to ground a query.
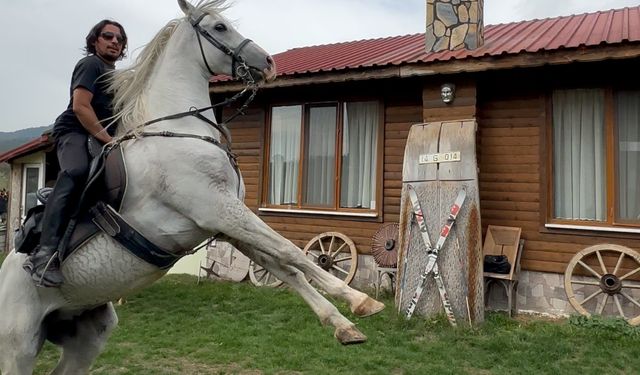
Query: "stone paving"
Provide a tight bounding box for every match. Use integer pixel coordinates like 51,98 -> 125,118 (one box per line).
486,270 -> 640,318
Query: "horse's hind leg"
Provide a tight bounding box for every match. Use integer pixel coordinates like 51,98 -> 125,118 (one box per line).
0,252 -> 47,375
47,303 -> 118,375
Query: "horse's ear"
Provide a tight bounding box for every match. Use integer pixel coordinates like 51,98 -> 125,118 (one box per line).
177,0 -> 194,15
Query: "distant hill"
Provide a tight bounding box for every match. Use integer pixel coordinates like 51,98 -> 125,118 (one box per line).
0,125 -> 52,155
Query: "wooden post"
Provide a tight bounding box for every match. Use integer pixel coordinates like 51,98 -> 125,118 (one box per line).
5,166 -> 22,252
396,120 -> 484,325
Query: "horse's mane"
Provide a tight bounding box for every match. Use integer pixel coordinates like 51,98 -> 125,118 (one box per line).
109,0 -> 229,133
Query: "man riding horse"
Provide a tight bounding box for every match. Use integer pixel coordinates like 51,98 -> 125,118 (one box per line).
0,2 -> 384,372
23,20 -> 128,287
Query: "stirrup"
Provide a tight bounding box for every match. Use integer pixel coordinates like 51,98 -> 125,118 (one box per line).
32,251 -> 63,288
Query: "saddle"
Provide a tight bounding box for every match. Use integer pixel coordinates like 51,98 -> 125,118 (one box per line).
14,145 -> 181,270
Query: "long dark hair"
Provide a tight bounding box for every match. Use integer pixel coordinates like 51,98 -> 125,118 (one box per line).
84,19 -> 128,59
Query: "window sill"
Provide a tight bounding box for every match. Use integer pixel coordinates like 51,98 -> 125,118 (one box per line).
545,223 -> 640,234
258,207 -> 378,218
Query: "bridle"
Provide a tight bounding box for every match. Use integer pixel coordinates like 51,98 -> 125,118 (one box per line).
113,11 -> 265,143
109,11 -> 267,197
190,12 -> 254,83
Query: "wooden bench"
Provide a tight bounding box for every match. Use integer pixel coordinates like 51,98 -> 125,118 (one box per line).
483,225 -> 524,317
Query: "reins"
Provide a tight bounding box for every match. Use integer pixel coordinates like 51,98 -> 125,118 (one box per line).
131,82 -> 257,146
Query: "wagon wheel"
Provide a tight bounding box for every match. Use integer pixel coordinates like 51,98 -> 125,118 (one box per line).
248,261 -> 283,288
303,232 -> 358,285
564,244 -> 640,325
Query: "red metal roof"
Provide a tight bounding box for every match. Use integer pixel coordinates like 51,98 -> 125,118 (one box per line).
253,6 -> 640,79
0,135 -> 51,163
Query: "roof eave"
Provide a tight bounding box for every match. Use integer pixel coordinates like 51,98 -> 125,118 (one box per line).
210,43 -> 640,93
0,135 -> 52,164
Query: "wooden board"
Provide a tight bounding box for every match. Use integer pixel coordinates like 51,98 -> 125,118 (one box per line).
204,240 -> 250,282
396,120 -> 484,325
482,225 -> 522,281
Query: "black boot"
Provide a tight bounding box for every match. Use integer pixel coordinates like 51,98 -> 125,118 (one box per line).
23,245 -> 64,287
23,170 -> 81,288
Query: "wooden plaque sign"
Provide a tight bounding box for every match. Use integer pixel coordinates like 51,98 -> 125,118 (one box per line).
419,151 -> 462,164
396,120 -> 484,326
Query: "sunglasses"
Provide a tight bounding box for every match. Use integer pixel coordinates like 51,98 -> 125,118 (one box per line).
100,31 -> 125,45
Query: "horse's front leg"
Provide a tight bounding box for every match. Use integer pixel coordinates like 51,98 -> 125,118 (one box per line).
159,162 -> 383,334
217,199 -> 384,316
192,196 -> 384,316
230,239 -> 368,344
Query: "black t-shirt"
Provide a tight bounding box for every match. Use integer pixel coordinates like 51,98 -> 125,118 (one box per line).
52,55 -> 116,138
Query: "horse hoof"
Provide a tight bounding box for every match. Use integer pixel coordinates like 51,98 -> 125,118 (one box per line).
353,297 -> 385,317
334,326 -> 367,345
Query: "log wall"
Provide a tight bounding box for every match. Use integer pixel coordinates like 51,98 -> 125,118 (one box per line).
423,78 -> 477,122
221,80 -> 423,254
218,61 -> 640,273
477,67 -> 640,274
224,107 -> 265,212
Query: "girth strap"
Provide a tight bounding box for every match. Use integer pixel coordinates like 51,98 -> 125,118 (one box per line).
91,202 -> 181,269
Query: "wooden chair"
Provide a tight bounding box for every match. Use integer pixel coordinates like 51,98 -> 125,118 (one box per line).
483,225 -> 524,317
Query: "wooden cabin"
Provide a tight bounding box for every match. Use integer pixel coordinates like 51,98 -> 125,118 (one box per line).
210,4 -> 640,315
1,3 -> 638,317
0,135 -> 54,252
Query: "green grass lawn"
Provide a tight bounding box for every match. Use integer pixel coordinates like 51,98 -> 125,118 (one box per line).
1,253 -> 638,374
0,272 -> 626,375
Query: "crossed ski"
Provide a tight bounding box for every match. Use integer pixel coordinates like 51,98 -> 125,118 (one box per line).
404,184 -> 466,324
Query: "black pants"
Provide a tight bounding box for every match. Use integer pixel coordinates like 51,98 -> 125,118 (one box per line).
39,132 -> 90,249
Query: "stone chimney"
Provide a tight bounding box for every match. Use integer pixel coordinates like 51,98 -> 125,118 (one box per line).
425,0 -> 484,52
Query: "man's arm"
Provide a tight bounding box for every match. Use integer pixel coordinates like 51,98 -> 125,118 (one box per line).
72,87 -> 113,144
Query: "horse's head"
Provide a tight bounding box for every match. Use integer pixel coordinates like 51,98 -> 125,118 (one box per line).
177,0 -> 276,84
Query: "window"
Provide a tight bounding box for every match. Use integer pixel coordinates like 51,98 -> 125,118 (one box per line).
551,89 -> 640,227
303,105 -> 337,206
265,101 -> 381,214
268,105 -> 301,206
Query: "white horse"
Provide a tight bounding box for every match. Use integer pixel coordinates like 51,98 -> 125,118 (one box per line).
0,1 -> 384,373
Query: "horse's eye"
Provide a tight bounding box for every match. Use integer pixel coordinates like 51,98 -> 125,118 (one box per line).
214,23 -> 227,32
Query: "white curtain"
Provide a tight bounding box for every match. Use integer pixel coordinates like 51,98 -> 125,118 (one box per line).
303,106 -> 336,206
269,106 -> 301,205
617,90 -> 640,221
553,89 -> 606,221
340,102 -> 378,209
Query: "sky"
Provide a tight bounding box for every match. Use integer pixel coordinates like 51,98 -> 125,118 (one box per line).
1,0 -> 638,132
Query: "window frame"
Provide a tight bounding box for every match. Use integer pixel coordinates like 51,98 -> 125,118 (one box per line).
21,163 -> 43,220
546,86 -> 640,230
261,100 -> 384,217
